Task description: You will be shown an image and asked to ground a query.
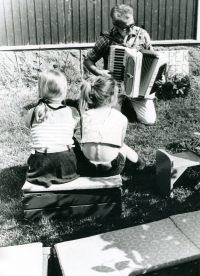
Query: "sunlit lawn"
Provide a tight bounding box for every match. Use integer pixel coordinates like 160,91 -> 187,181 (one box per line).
0,47 -> 200,247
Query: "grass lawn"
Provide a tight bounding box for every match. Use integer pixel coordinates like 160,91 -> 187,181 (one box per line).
0,46 -> 200,248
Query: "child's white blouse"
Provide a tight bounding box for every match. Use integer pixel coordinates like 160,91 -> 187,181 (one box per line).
81,108 -> 126,147
26,106 -> 80,148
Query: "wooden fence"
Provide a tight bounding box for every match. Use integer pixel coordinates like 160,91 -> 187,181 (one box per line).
0,0 -> 198,47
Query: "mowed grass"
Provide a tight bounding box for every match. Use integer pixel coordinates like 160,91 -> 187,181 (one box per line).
1,48 -> 200,248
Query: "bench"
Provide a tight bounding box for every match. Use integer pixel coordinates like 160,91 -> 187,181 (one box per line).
170,210 -> 200,250
0,243 -> 51,276
170,210 -> 200,276
156,149 -> 200,197
53,213 -> 200,276
21,175 -> 122,220
3,211 -> 200,276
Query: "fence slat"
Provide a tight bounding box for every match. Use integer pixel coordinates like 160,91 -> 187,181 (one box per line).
35,0 -> 44,45
131,0 -> 138,25
186,0 -> 194,39
42,0 -> 51,44
116,0 -> 123,5
151,0 -> 159,40
158,0 -> 166,40
102,0 -> 109,32
0,0 -> 7,46
49,0 -> 58,44
193,0 -> 198,39
57,0 -> 65,44
165,0 -> 173,40
72,0 -> 80,43
94,0 -> 101,39
124,0 -> 131,6
179,0 -> 187,39
12,0 -> 22,45
87,0 -> 95,42
144,0 -> 152,34
80,0 -> 87,42
137,0 -> 145,28
65,0 -> 72,43
27,0 -> 37,45
19,0 -> 29,45
109,0 -> 116,29
3,0 -> 14,46
171,0 -> 179,40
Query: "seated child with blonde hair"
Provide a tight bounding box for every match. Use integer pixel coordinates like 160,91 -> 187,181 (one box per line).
25,69 -> 80,187
79,76 -> 145,177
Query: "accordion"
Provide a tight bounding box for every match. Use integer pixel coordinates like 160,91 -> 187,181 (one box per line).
108,45 -> 167,99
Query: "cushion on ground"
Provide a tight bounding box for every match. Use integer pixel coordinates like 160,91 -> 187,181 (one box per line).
22,175 -> 122,192
0,242 -> 43,276
54,218 -> 200,276
170,210 -> 200,249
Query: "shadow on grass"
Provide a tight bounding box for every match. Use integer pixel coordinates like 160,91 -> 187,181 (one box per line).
1,160 -> 199,244
119,162 -> 200,229
0,165 -> 27,201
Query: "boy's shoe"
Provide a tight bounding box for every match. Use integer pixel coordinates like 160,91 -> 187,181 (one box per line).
135,157 -> 146,171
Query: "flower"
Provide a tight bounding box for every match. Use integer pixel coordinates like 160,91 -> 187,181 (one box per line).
155,74 -> 190,100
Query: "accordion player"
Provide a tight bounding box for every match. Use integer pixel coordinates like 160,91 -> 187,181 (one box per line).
108,45 -> 167,99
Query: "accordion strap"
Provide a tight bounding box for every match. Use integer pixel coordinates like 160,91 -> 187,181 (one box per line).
100,32 -> 132,48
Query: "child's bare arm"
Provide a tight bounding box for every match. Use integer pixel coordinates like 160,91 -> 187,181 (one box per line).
25,108 -> 34,128
71,107 -> 81,134
121,116 -> 128,144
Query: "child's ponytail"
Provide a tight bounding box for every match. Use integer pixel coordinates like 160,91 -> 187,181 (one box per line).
34,100 -> 50,124
79,80 -> 93,114
79,76 -> 117,114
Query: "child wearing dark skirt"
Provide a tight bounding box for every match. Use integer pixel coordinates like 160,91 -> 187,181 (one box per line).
25,69 -> 80,187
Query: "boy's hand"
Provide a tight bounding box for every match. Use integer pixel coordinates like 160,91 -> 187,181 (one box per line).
99,70 -> 112,77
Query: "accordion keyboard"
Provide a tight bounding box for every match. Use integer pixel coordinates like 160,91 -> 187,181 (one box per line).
108,46 -> 126,82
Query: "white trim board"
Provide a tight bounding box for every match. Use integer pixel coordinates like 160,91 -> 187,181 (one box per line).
0,40 -> 200,51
